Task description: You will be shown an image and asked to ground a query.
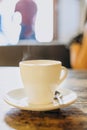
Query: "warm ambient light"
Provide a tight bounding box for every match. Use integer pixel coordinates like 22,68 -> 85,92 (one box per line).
34,0 -> 53,42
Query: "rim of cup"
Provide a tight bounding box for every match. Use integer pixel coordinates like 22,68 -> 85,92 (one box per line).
19,60 -> 62,66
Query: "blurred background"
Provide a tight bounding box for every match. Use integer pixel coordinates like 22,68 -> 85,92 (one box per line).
0,0 -> 86,45
0,0 -> 87,68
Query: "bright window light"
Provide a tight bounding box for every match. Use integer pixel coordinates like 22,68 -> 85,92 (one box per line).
35,0 -> 53,42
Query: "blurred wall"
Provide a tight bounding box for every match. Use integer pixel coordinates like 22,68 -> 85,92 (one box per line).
0,45 -> 70,68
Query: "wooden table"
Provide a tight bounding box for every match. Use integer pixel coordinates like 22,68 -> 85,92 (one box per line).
0,67 -> 87,130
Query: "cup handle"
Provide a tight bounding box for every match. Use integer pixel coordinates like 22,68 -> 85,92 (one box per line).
58,66 -> 68,85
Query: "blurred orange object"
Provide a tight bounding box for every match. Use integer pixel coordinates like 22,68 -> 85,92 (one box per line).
70,24 -> 87,69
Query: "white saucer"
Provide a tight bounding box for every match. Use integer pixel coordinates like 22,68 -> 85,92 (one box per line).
4,88 -> 77,111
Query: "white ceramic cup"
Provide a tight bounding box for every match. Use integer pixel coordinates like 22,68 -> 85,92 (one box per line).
19,60 -> 68,105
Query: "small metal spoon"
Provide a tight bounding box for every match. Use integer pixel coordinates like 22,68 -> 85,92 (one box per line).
53,90 -> 63,105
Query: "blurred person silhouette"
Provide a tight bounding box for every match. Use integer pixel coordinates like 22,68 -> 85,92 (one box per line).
69,23 -> 87,69
0,0 -> 22,45
15,0 -> 37,40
